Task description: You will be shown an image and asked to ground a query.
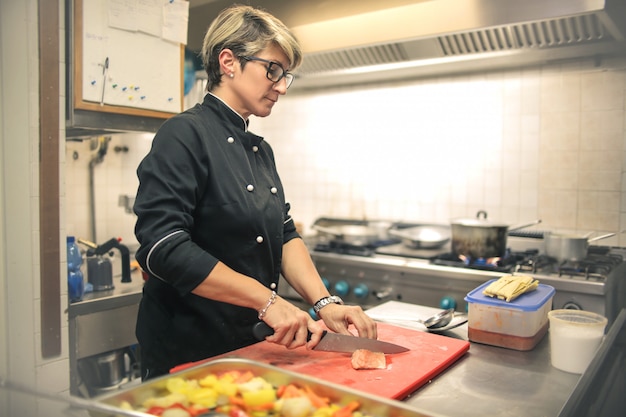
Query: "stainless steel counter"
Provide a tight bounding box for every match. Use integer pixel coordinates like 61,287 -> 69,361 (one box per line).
404,309 -> 626,417
68,270 -> 145,317
405,325 -> 580,417
365,302 -> 581,417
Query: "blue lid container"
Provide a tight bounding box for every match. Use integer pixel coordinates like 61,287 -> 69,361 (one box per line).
465,279 -> 556,311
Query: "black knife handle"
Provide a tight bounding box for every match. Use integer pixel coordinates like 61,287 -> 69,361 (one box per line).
252,322 -> 275,340
253,322 -> 323,341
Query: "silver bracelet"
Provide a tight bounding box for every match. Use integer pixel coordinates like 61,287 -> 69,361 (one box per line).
258,290 -> 277,320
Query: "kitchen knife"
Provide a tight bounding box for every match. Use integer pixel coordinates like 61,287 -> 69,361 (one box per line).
252,322 -> 409,354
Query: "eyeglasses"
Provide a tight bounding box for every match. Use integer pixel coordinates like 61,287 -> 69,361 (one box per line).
241,56 -> 294,89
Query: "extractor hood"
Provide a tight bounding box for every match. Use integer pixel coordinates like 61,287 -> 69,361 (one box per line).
290,0 -> 626,89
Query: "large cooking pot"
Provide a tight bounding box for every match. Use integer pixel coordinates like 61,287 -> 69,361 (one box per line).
545,232 -> 616,262
451,211 -> 541,258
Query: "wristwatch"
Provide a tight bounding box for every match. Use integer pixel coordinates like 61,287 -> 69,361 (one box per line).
313,295 -> 344,314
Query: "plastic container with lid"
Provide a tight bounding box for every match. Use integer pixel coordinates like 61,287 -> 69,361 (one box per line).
465,279 -> 555,350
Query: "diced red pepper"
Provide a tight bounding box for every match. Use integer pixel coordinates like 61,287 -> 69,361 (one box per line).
146,406 -> 165,416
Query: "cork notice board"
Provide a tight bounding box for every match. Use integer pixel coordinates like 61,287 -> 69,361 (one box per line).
73,0 -> 184,118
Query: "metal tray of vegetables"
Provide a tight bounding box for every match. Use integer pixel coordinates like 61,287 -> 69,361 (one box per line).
91,358 -> 444,417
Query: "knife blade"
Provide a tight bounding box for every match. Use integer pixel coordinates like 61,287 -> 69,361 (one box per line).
252,322 -> 409,354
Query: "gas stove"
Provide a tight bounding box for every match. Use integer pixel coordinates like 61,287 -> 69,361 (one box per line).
280,218 -> 626,327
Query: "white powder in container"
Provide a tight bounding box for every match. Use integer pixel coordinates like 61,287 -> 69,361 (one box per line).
548,310 -> 607,374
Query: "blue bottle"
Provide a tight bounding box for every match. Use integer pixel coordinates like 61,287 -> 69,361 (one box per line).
67,236 -> 84,302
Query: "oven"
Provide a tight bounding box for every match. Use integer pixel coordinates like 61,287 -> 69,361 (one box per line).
280,217 -> 626,327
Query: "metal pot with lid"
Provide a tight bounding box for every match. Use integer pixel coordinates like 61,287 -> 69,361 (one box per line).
451,210 -> 541,259
545,232 -> 616,262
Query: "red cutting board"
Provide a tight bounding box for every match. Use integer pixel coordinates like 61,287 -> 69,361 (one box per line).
188,323 -> 469,399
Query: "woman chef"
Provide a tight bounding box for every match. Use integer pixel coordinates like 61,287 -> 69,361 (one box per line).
133,4 -> 378,380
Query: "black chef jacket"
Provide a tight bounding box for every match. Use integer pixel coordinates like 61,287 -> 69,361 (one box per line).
133,93 -> 300,378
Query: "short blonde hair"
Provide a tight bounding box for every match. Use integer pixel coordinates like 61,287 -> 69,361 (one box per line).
201,5 -> 303,91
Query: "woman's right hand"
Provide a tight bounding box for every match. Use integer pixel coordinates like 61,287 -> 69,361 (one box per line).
260,296 -> 325,349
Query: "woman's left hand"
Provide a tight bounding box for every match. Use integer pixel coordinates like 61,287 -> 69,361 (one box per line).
314,304 -> 378,343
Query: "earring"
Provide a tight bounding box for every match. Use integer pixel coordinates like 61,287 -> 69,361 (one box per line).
229,73 -> 234,78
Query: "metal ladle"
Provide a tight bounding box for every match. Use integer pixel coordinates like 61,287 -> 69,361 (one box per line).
420,308 -> 455,329
367,308 -> 457,330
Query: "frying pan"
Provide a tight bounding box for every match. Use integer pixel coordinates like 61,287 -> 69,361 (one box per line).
388,225 -> 450,249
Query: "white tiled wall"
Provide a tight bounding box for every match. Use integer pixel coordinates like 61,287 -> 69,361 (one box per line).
65,133 -> 153,249
253,57 -> 626,245
65,57 -> 626,248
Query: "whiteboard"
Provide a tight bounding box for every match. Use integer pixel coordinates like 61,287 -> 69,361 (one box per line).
79,0 -> 182,114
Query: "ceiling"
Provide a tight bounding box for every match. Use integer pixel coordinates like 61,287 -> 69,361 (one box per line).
187,0 -> 430,51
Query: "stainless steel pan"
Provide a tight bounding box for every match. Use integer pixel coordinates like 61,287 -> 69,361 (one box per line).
312,223 -> 391,245
0,377 -> 151,416
388,225 -> 450,249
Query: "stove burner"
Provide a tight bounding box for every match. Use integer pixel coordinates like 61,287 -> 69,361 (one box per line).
555,252 -> 623,281
427,247 -> 621,282
513,250 -> 622,282
514,254 -> 556,273
431,249 -> 538,273
459,255 -> 502,267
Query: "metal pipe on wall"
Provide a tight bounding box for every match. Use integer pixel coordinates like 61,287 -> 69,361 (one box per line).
88,136 -> 110,242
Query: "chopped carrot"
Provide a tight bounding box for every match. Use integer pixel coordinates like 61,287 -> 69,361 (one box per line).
277,384 -> 305,399
219,370 -> 254,384
187,405 -> 210,417
228,396 -> 247,408
303,385 -> 330,408
249,402 -> 276,411
235,371 -> 255,383
332,400 -> 361,417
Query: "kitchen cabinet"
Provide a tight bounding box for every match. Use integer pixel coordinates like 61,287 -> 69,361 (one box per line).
66,0 -> 185,138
